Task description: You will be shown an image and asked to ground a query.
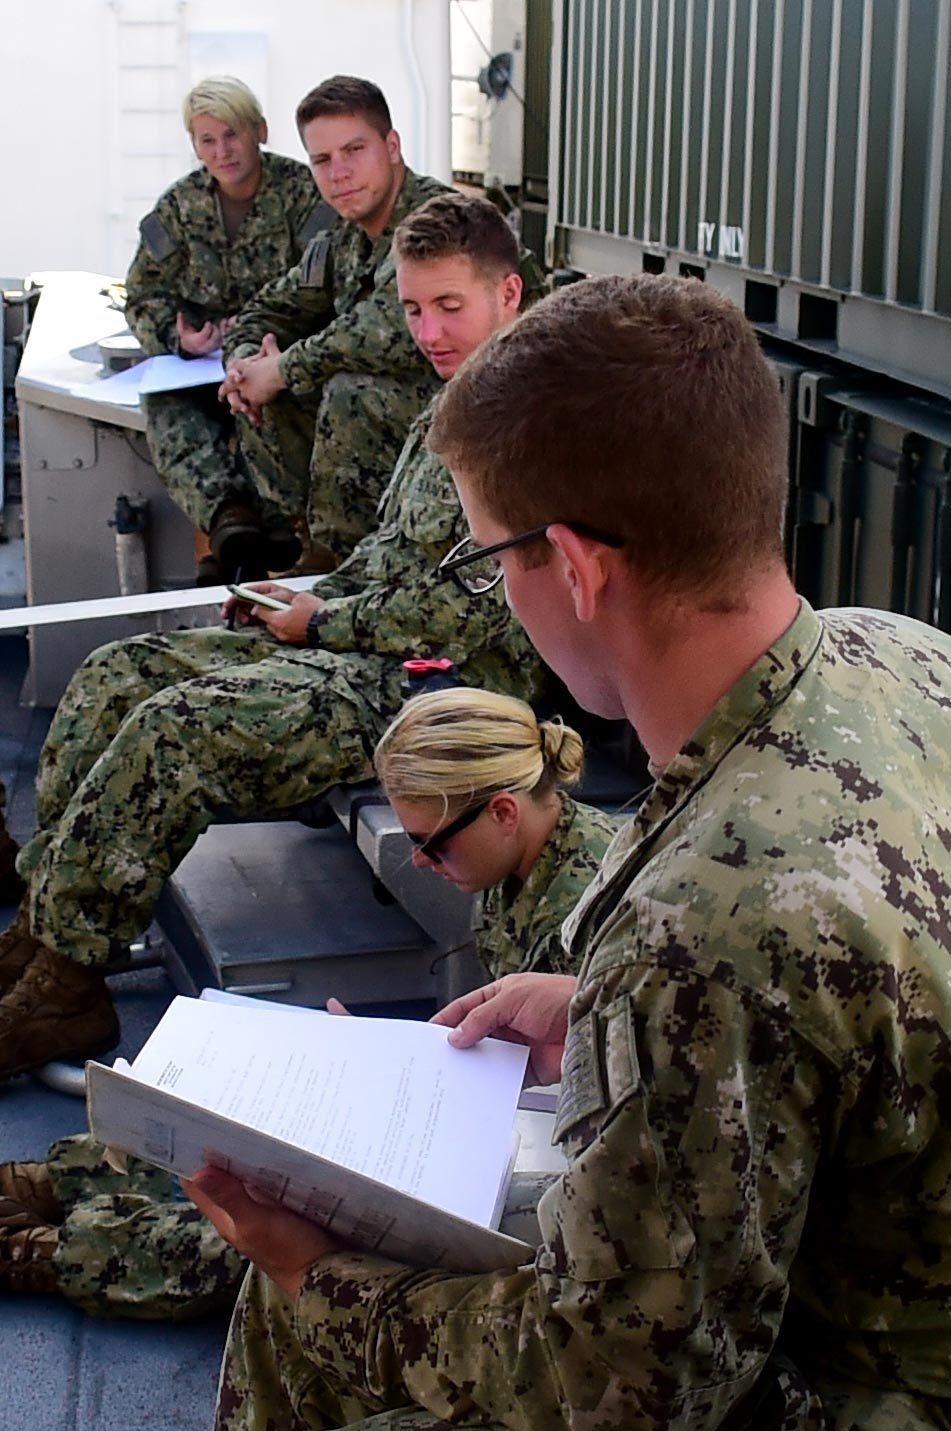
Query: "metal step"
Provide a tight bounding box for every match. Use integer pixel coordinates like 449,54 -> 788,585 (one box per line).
157,822 -> 450,1012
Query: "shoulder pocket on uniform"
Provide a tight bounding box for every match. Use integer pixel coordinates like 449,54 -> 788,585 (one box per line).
139,211 -> 178,262
542,997 -> 696,1279
297,200 -> 338,248
301,235 -> 332,288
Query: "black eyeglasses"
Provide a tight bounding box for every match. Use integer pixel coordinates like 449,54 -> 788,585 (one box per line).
406,799 -> 490,861
437,523 -> 626,597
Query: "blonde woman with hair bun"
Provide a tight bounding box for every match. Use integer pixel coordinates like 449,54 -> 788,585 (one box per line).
0,688 -> 616,1323
374,687 -> 619,977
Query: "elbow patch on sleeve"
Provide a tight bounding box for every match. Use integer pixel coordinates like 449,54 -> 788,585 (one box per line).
139,212 -> 178,262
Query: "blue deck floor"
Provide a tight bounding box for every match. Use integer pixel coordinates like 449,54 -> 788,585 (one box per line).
0,634 -> 225,1431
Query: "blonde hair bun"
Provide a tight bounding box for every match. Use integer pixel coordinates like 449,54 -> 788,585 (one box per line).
539,718 -> 585,786
375,688 -> 585,805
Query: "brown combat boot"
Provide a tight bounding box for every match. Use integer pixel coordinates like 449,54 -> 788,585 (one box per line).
0,1161 -> 62,1224
0,1222 -> 59,1295
208,501 -> 269,581
0,825 -> 25,906
263,521 -> 303,572
0,906 -> 36,992
0,942 -> 119,1080
195,553 -> 223,587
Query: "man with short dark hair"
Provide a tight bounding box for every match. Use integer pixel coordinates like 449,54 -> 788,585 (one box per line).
0,194 -> 541,1084
195,276 -> 951,1429
217,75 -> 511,572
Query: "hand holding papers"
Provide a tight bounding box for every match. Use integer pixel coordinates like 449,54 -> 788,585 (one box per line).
435,972 -> 577,1087
184,1163 -> 341,1297
87,996 -> 534,1273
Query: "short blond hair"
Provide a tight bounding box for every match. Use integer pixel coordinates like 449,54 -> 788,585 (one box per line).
183,76 -> 264,136
374,688 -> 584,810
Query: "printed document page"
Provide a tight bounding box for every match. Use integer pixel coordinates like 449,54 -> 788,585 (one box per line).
69,352 -> 225,405
126,996 -> 528,1229
136,352 -> 225,393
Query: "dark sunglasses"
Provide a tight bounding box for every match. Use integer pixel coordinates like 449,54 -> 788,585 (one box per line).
406,799 -> 490,861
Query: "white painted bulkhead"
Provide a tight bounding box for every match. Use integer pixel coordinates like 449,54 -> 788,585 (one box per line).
2,0 -> 451,282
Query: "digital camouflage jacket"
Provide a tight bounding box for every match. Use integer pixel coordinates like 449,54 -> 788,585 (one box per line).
222,168 -> 448,395
311,402 -> 543,710
222,168 -> 547,398
284,601 -> 951,1429
478,795 -> 618,979
124,151 -> 321,356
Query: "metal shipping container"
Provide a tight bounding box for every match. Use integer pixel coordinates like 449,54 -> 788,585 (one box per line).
548,0 -> 951,399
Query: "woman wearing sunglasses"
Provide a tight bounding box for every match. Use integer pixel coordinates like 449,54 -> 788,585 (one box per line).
375,685 -> 619,980
0,690 -> 618,1320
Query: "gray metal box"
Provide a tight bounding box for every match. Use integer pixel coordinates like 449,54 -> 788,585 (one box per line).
548,0 -> 951,398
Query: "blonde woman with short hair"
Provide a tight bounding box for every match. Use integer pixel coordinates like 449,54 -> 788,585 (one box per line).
124,75 -> 324,582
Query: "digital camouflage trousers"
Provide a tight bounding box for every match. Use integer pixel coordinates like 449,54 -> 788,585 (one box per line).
16,627 -> 403,966
48,1132 -> 244,1320
142,388 -> 263,533
236,371 -> 439,567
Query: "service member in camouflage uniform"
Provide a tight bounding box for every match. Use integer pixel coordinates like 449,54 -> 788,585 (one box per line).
476,795 -> 617,978
219,76 -> 544,570
217,75 -> 445,571
0,195 -> 542,1082
124,76 -> 323,579
0,693 -> 614,1318
192,276 -> 951,1430
374,686 -> 618,980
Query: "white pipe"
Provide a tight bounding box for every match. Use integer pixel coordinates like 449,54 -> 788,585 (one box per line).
402,0 -> 451,180
402,0 -> 428,171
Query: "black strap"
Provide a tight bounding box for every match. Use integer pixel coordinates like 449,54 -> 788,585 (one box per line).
346,787 -> 391,842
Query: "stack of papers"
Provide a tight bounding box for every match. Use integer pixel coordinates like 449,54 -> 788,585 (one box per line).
70,352 -> 225,407
86,994 -> 534,1273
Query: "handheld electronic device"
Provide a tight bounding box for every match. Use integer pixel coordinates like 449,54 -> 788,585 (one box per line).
227,584 -> 292,613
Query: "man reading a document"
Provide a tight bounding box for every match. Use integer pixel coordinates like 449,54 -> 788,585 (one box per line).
192,278 -> 951,1428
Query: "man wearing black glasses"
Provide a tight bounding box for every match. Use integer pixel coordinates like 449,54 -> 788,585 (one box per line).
0,194 -> 542,1080
202,275 -> 951,1428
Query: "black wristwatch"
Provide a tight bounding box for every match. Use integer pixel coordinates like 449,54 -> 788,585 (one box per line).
305,609 -> 329,648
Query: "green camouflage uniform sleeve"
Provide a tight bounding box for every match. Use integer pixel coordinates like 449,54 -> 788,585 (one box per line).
478,796 -> 619,978
275,257 -> 428,394
221,249 -> 335,364
288,958 -> 827,1427
124,191 -> 190,355
273,170 -> 448,395
126,154 -> 321,357
279,604 -> 951,1426
313,412 -> 539,695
